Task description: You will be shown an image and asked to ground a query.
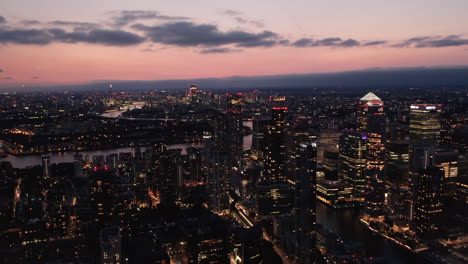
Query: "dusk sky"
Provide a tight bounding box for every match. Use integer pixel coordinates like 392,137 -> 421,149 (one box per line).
1,0 -> 468,87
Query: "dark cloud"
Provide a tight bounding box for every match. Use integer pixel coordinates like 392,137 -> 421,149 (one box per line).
0,28 -> 52,45
0,69 -> 3,72
199,47 -> 240,54
339,39 -> 361,47
32,76 -> 40,79
292,37 -> 361,47
110,10 -> 189,27
391,35 -> 468,48
292,38 -> 314,47
0,28 -> 145,46
20,20 -> 41,25
48,28 -> 146,46
0,77 -> 13,80
363,40 -> 387,46
133,22 -> 280,47
49,21 -> 101,31
0,16 -> 6,24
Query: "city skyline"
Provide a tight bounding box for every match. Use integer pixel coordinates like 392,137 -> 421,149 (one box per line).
1,0 -> 468,87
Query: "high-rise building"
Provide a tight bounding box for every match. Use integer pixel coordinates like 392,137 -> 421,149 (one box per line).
225,93 -> 244,165
292,143 -> 318,263
252,116 -> 270,155
357,93 -> 386,219
155,148 -> 182,208
264,96 -> 289,182
90,167 -> 117,227
338,130 -> 367,202
357,92 -> 385,132
293,143 -> 317,228
206,139 -> 230,213
100,226 -> 122,264
412,167 -> 444,239
357,92 -> 386,171
363,169 -> 386,221
409,104 -> 442,145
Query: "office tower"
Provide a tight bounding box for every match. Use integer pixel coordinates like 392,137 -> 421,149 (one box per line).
357,92 -> 384,132
338,130 -> 367,202
323,148 -> 339,180
363,169 -> 386,221
251,116 -> 270,155
386,140 -> 410,187
317,129 -> 341,164
357,92 -> 386,171
412,167 -> 444,239
432,148 -> 459,195
100,226 -> 122,264
293,143 -> 318,263
225,93 -> 244,165
357,92 -> 386,220
288,115 -> 317,181
293,143 -> 317,228
206,139 -> 230,212
155,148 -> 182,208
42,154 -> 51,180
409,104 -> 442,145
408,145 -> 432,221
264,96 -> 289,182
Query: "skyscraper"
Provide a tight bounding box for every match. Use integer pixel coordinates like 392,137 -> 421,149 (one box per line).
155,148 -> 182,208
338,130 -> 367,202
409,104 -> 442,145
357,92 -> 386,171
206,137 -> 230,213
225,93 -> 244,165
357,92 -> 386,219
412,167 -> 444,239
264,96 -> 288,182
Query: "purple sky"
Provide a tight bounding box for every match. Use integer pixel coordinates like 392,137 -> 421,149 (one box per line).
1,0 -> 468,87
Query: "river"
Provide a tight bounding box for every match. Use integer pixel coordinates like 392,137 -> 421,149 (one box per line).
0,121 -> 253,168
316,202 -> 423,263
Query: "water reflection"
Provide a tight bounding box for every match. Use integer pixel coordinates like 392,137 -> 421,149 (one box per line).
316,202 -> 421,263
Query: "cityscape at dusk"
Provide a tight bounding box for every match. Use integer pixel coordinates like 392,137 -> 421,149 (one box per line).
0,1 -> 467,264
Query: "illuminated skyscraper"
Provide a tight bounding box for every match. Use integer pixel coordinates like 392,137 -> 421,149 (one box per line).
338,130 -> 367,202
357,92 -> 386,218
293,143 -> 318,263
357,92 -> 386,171
409,104 -> 442,145
206,137 -> 230,213
264,96 -> 289,182
412,167 -> 444,239
225,93 -> 244,165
